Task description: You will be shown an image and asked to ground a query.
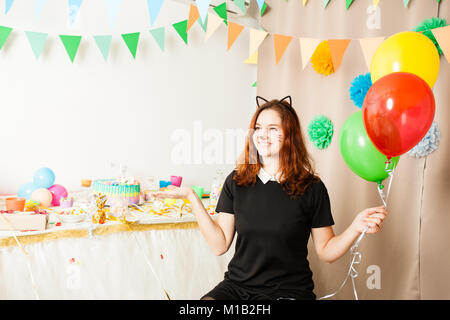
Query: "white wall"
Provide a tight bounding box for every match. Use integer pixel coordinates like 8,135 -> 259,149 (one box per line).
0,0 -> 259,194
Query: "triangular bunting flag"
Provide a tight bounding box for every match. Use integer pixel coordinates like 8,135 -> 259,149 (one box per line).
93,35 -> 112,61
273,34 -> 293,65
299,37 -> 321,69
249,28 -> 268,59
227,21 -> 244,51
302,0 -> 308,6
233,0 -> 246,14
147,0 -> 164,27
121,32 -> 140,59
260,2 -> 268,16
213,2 -> 228,26
252,81 -> 257,87
328,39 -> 351,71
256,0 -> 265,10
323,0 -> 331,8
68,0 -> 82,26
432,25 -> 450,63
403,0 -> 410,8
373,0 -> 380,5
346,0 -> 354,9
5,0 -> 14,14
198,13 -> 208,32
0,26 -> 12,50
59,35 -> 82,63
244,51 -> 257,64
25,31 -> 48,59
35,0 -> 46,22
187,4 -> 199,32
205,12 -> 222,42
197,0 -> 211,25
173,20 -> 188,45
150,27 -> 165,52
359,37 -> 384,70
105,0 -> 123,29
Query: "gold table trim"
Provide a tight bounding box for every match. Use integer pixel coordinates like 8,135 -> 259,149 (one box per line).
0,221 -> 199,248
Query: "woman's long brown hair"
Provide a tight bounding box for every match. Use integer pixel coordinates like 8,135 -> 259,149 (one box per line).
234,98 -> 319,198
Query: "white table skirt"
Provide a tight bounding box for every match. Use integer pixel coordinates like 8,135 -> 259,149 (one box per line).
0,224 -> 235,299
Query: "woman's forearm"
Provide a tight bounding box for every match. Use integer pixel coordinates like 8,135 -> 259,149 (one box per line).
321,225 -> 361,263
187,190 -> 227,255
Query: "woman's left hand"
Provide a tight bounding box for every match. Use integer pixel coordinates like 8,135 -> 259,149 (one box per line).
351,206 -> 388,234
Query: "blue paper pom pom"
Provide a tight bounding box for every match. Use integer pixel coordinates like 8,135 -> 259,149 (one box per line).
349,73 -> 372,108
407,122 -> 440,158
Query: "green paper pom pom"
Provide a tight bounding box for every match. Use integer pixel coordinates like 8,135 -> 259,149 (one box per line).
413,17 -> 448,56
307,115 -> 334,150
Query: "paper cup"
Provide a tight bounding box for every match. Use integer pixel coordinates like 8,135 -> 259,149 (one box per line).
191,186 -> 204,199
5,197 -> 26,212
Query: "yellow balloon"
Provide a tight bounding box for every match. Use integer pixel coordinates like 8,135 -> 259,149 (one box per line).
371,31 -> 440,88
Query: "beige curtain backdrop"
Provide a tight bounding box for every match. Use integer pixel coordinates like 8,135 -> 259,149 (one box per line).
258,0 -> 449,299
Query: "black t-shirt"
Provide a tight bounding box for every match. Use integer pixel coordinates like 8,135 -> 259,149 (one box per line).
215,169 -> 334,299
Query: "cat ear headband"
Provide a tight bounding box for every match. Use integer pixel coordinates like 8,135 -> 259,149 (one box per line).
256,95 -> 292,109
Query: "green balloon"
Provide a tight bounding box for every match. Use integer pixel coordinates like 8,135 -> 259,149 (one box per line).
339,110 -> 399,183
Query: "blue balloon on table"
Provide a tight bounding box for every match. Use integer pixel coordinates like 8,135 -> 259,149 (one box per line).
17,182 -> 38,200
33,167 -> 56,189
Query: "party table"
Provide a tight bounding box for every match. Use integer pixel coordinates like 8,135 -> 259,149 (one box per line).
0,195 -> 235,300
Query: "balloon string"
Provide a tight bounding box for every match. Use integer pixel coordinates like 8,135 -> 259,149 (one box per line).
318,227 -> 367,300
320,160 -> 396,300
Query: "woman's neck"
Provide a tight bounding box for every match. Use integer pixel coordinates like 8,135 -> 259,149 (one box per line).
260,156 -> 280,176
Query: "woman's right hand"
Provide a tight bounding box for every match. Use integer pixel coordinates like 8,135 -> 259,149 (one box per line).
148,185 -> 195,201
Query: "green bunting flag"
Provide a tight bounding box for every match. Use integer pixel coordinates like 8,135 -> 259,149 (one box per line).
121,32 -> 140,59
59,35 -> 82,63
150,27 -> 165,52
323,0 -> 331,8
172,20 -> 188,45
252,81 -> 257,87
233,0 -> 246,14
346,0 -> 354,9
197,14 -> 208,32
0,26 -> 12,50
213,2 -> 228,26
93,35 -> 112,61
403,0 -> 411,7
260,3 -> 268,16
25,31 -> 48,59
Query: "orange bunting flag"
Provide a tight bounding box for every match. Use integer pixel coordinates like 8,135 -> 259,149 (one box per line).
432,25 -> 450,63
273,34 -> 293,65
187,4 -> 200,32
359,37 -> 385,70
227,21 -> 245,51
327,39 -> 351,71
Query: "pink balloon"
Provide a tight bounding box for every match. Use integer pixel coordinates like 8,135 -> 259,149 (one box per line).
48,184 -> 68,206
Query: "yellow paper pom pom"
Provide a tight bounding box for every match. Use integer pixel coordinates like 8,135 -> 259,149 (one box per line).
310,40 -> 335,76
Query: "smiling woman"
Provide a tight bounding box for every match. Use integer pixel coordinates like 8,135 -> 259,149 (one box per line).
151,96 -> 388,300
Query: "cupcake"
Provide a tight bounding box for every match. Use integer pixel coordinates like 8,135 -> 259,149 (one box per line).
60,197 -> 74,208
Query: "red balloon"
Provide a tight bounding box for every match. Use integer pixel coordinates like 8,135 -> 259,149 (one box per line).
362,72 -> 435,158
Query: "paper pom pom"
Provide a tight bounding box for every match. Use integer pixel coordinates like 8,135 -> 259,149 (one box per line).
310,41 -> 335,76
413,17 -> 448,56
349,73 -> 372,108
308,115 -> 334,149
407,122 -> 440,158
